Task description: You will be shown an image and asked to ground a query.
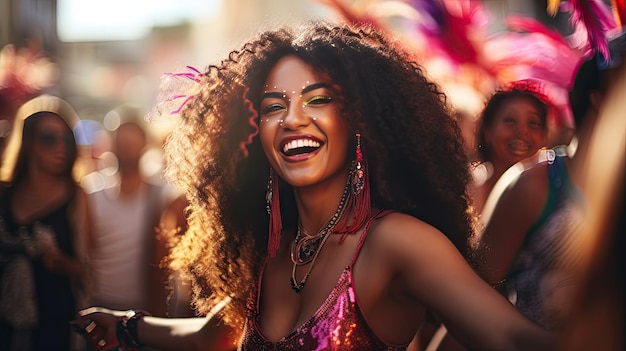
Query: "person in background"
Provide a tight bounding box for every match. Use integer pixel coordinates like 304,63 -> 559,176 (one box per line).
73,22 -> 556,351
473,31 -> 626,331
0,43 -> 58,174
421,31 -> 625,351
88,120 -> 170,317
469,80 -> 550,216
0,98 -> 91,351
413,79 -> 553,351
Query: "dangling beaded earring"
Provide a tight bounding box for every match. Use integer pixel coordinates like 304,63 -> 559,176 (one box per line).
266,168 -> 282,258
353,132 -> 365,195
337,132 -> 371,240
265,168 -> 273,214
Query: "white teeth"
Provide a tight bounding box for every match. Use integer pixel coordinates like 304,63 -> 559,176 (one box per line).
283,139 -> 321,153
509,140 -> 530,153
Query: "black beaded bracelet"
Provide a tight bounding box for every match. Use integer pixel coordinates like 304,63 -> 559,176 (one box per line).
116,310 -> 151,351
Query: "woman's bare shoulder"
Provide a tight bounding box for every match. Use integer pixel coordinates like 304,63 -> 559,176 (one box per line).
367,211 -> 459,262
374,211 -> 438,234
500,161 -> 550,207
362,211 -> 474,303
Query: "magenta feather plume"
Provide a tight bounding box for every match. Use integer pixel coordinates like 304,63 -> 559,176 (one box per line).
564,0 -> 618,61
496,15 -> 585,89
409,0 -> 486,67
315,0 -> 588,126
484,15 -> 587,127
506,15 -> 567,45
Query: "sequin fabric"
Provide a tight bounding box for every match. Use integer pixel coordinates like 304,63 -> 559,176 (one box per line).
239,211 -> 406,351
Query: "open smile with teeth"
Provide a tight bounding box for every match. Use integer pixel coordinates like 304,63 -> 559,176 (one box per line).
508,139 -> 531,154
282,138 -> 322,156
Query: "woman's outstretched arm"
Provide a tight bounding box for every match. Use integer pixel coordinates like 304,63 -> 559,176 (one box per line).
75,299 -> 238,351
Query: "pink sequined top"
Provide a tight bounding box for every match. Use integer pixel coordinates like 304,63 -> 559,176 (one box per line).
239,211 -> 407,351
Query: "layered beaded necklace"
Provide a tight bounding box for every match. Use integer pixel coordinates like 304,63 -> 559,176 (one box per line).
289,172 -> 352,292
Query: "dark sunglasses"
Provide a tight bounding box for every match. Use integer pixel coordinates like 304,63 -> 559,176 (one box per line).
36,132 -> 74,148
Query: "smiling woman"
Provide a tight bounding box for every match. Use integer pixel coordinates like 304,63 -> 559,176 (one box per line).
259,58 -> 350,190
74,21 -> 557,351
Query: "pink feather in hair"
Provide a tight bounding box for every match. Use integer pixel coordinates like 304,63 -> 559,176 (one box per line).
146,66 -> 203,121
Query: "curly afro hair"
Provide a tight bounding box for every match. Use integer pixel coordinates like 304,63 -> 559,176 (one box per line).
164,21 -> 475,331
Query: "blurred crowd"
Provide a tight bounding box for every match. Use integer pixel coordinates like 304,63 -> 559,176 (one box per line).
0,1 -> 624,350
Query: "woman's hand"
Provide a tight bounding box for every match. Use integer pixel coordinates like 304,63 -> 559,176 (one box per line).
71,307 -> 127,350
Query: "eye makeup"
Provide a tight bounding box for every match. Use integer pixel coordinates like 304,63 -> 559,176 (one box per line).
260,82 -> 334,121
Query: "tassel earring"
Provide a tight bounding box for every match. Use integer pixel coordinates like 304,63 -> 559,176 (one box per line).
353,132 -> 365,195
337,132 -> 371,240
266,168 -> 282,258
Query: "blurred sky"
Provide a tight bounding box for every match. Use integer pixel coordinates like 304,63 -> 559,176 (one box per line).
57,0 -> 223,41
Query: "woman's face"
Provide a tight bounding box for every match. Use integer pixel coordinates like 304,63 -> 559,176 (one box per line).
31,113 -> 73,175
259,55 -> 351,188
484,96 -> 547,168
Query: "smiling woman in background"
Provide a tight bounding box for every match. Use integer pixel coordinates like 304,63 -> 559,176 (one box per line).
469,80 -> 550,216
